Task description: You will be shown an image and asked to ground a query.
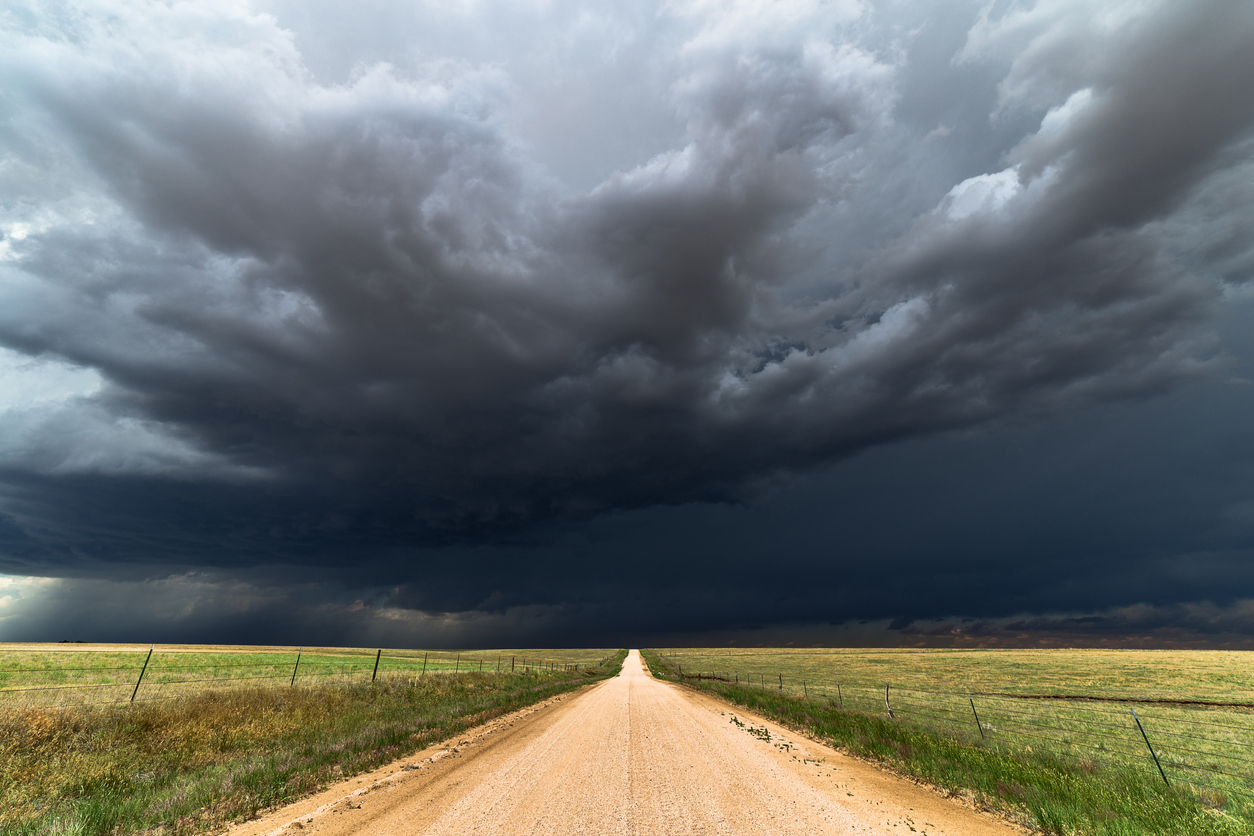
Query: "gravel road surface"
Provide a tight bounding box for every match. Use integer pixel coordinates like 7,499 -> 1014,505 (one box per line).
231,650 -> 1021,836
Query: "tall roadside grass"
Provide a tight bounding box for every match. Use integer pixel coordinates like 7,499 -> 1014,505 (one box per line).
640,649 -> 1251,836
2,651 -> 626,836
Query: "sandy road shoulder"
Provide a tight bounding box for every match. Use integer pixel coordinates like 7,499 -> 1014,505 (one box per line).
227,684 -> 605,836
663,681 -> 1029,835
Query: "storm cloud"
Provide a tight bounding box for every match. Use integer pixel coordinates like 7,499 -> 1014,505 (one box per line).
2,0 -> 1253,644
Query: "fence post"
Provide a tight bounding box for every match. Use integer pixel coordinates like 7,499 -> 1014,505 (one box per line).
885,683 -> 894,718
803,679 -> 808,698
421,652 -> 428,677
1131,708 -> 1169,786
778,673 -> 783,692
497,655 -> 501,673
969,694 -> 985,739
455,653 -> 460,672
511,656 -> 515,672
372,649 -> 382,683
837,681 -> 843,708
290,647 -> 302,687
130,644 -> 154,703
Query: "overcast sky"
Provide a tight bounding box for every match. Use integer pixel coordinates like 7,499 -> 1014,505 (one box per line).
2,0 -> 1253,648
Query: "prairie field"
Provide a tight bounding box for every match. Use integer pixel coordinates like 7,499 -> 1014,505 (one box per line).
648,646 -> 1254,700
0,643 -> 615,709
647,648 -> 1254,833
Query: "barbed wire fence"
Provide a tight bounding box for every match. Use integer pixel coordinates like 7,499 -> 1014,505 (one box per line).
0,647 -> 613,710
651,652 -> 1254,805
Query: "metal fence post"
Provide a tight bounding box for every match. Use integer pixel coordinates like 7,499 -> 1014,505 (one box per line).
372,649 -> 382,682
1131,708 -> 1169,786
837,681 -> 843,708
803,679 -> 808,698
455,653 -> 460,672
511,656 -> 515,672
130,645 -> 154,703
290,647 -> 302,687
421,652 -> 428,677
969,693 -> 985,739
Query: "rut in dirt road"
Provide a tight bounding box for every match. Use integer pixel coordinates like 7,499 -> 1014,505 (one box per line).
233,650 -> 1022,836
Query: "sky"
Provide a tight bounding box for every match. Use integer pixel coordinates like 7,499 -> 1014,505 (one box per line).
1,0 -> 1253,648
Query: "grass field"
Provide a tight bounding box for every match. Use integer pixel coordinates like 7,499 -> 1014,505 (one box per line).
0,644 -> 616,709
645,646 -> 1254,701
645,648 -> 1254,835
0,648 -> 626,835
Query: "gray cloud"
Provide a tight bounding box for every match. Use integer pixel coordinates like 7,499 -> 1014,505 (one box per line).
1,0 -> 1253,640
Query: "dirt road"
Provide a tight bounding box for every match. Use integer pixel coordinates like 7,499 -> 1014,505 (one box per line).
231,650 -> 1021,836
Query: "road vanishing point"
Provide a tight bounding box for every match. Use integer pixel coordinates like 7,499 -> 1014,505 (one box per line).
231,650 -> 1021,835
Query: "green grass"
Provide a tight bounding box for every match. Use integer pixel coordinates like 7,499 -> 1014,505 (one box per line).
641,649 -> 1253,836
1,650 -> 627,835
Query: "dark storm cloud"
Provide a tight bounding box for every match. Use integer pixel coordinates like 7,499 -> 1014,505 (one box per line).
1,0 -> 1254,641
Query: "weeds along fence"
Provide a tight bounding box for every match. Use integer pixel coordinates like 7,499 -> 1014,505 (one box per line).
0,647 -> 611,710
651,651 -> 1254,806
